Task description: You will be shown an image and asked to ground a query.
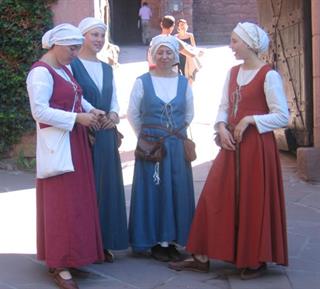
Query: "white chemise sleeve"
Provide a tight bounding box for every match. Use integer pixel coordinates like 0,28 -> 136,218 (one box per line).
185,84 -> 194,125
127,78 -> 144,136
214,71 -> 230,130
253,70 -> 289,133
26,67 -> 77,131
110,77 -> 120,114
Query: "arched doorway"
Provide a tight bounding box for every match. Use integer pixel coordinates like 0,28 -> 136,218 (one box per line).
109,0 -> 141,44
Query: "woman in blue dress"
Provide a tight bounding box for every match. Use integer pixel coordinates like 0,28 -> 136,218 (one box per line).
127,35 -> 195,262
71,17 -> 128,262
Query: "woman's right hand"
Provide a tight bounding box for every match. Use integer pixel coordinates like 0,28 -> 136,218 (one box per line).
76,112 -> 100,129
218,125 -> 236,151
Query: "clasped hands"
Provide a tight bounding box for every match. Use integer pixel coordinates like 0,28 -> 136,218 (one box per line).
76,109 -> 119,130
216,116 -> 254,151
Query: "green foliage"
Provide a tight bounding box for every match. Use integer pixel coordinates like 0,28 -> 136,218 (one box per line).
0,0 -> 57,157
16,150 -> 36,171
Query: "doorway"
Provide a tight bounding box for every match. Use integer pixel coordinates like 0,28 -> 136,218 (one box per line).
109,0 -> 141,44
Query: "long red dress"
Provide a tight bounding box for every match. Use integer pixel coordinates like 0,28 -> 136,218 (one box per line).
32,62 -> 104,268
186,65 -> 288,268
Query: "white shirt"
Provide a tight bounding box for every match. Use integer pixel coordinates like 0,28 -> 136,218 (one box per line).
139,5 -> 152,20
26,66 -> 94,131
78,58 -> 120,114
127,75 -> 194,135
215,66 -> 289,133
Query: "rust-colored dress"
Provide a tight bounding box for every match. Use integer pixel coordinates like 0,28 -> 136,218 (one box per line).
186,65 -> 288,268
31,62 -> 104,268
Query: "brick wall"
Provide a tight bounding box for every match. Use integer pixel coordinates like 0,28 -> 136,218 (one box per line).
145,0 -> 257,44
193,0 -> 258,44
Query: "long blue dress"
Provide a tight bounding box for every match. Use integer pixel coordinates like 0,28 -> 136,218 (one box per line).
129,73 -> 195,252
71,58 -> 128,250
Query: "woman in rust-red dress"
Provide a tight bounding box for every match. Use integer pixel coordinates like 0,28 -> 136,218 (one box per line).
169,22 -> 289,280
27,24 -> 105,289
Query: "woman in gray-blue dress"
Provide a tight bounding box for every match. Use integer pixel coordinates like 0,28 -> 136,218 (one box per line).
127,35 -> 195,262
71,17 -> 128,262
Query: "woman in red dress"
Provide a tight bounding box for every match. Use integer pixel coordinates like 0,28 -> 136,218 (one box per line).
27,24 -> 105,289
169,22 -> 289,280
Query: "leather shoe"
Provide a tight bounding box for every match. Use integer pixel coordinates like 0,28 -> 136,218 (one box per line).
240,263 -> 267,280
69,267 -> 90,278
49,269 -> 79,289
168,244 -> 181,261
151,245 -> 170,262
104,249 -> 114,263
168,255 -> 209,273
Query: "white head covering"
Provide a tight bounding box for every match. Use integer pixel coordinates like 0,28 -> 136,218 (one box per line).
233,22 -> 269,53
150,35 -> 180,64
78,17 -> 107,35
42,23 -> 84,49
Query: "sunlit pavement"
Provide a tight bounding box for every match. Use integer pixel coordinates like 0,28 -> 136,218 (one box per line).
0,45 -> 320,289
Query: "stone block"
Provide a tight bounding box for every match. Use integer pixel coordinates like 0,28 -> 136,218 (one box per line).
297,147 -> 320,182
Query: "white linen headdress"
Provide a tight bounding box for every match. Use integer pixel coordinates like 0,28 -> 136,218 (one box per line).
42,23 -> 84,49
78,17 -> 107,35
150,35 -> 180,64
233,22 -> 269,53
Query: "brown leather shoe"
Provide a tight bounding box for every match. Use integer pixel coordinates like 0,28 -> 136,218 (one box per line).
69,267 -> 90,278
240,263 -> 267,280
104,249 -> 114,263
50,269 -> 79,289
168,256 -> 209,273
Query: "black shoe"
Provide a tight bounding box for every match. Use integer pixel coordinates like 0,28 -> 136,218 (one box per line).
168,244 -> 181,261
104,249 -> 114,263
151,245 -> 170,262
240,263 -> 267,280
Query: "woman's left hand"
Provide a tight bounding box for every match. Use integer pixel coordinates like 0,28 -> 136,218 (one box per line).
234,116 -> 255,143
100,115 -> 116,129
108,112 -> 119,124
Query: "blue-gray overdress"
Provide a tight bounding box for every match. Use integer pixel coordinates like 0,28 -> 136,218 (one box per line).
129,73 -> 195,251
71,58 -> 128,250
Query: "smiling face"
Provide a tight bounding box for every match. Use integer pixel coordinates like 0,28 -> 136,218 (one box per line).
154,45 -> 176,69
53,44 -> 81,65
83,27 -> 106,54
229,32 -> 252,61
178,21 -> 188,33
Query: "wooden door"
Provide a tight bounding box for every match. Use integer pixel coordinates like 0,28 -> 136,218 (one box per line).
256,0 -> 312,148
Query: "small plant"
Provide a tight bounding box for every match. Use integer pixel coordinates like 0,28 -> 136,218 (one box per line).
16,150 -> 36,171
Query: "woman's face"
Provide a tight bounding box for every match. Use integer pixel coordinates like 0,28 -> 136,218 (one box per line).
54,45 -> 81,65
154,45 -> 175,69
229,32 -> 251,60
178,22 -> 188,32
83,27 -> 106,54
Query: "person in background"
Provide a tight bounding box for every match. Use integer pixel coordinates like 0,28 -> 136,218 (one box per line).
70,17 -> 129,263
26,23 -> 105,289
127,35 -> 195,262
169,22 -> 289,280
159,15 -> 175,35
139,2 -> 152,45
175,19 -> 201,84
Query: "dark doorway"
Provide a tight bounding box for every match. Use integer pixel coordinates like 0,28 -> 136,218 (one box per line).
109,0 -> 141,44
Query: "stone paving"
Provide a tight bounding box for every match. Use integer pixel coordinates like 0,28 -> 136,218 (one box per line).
0,45 -> 319,289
